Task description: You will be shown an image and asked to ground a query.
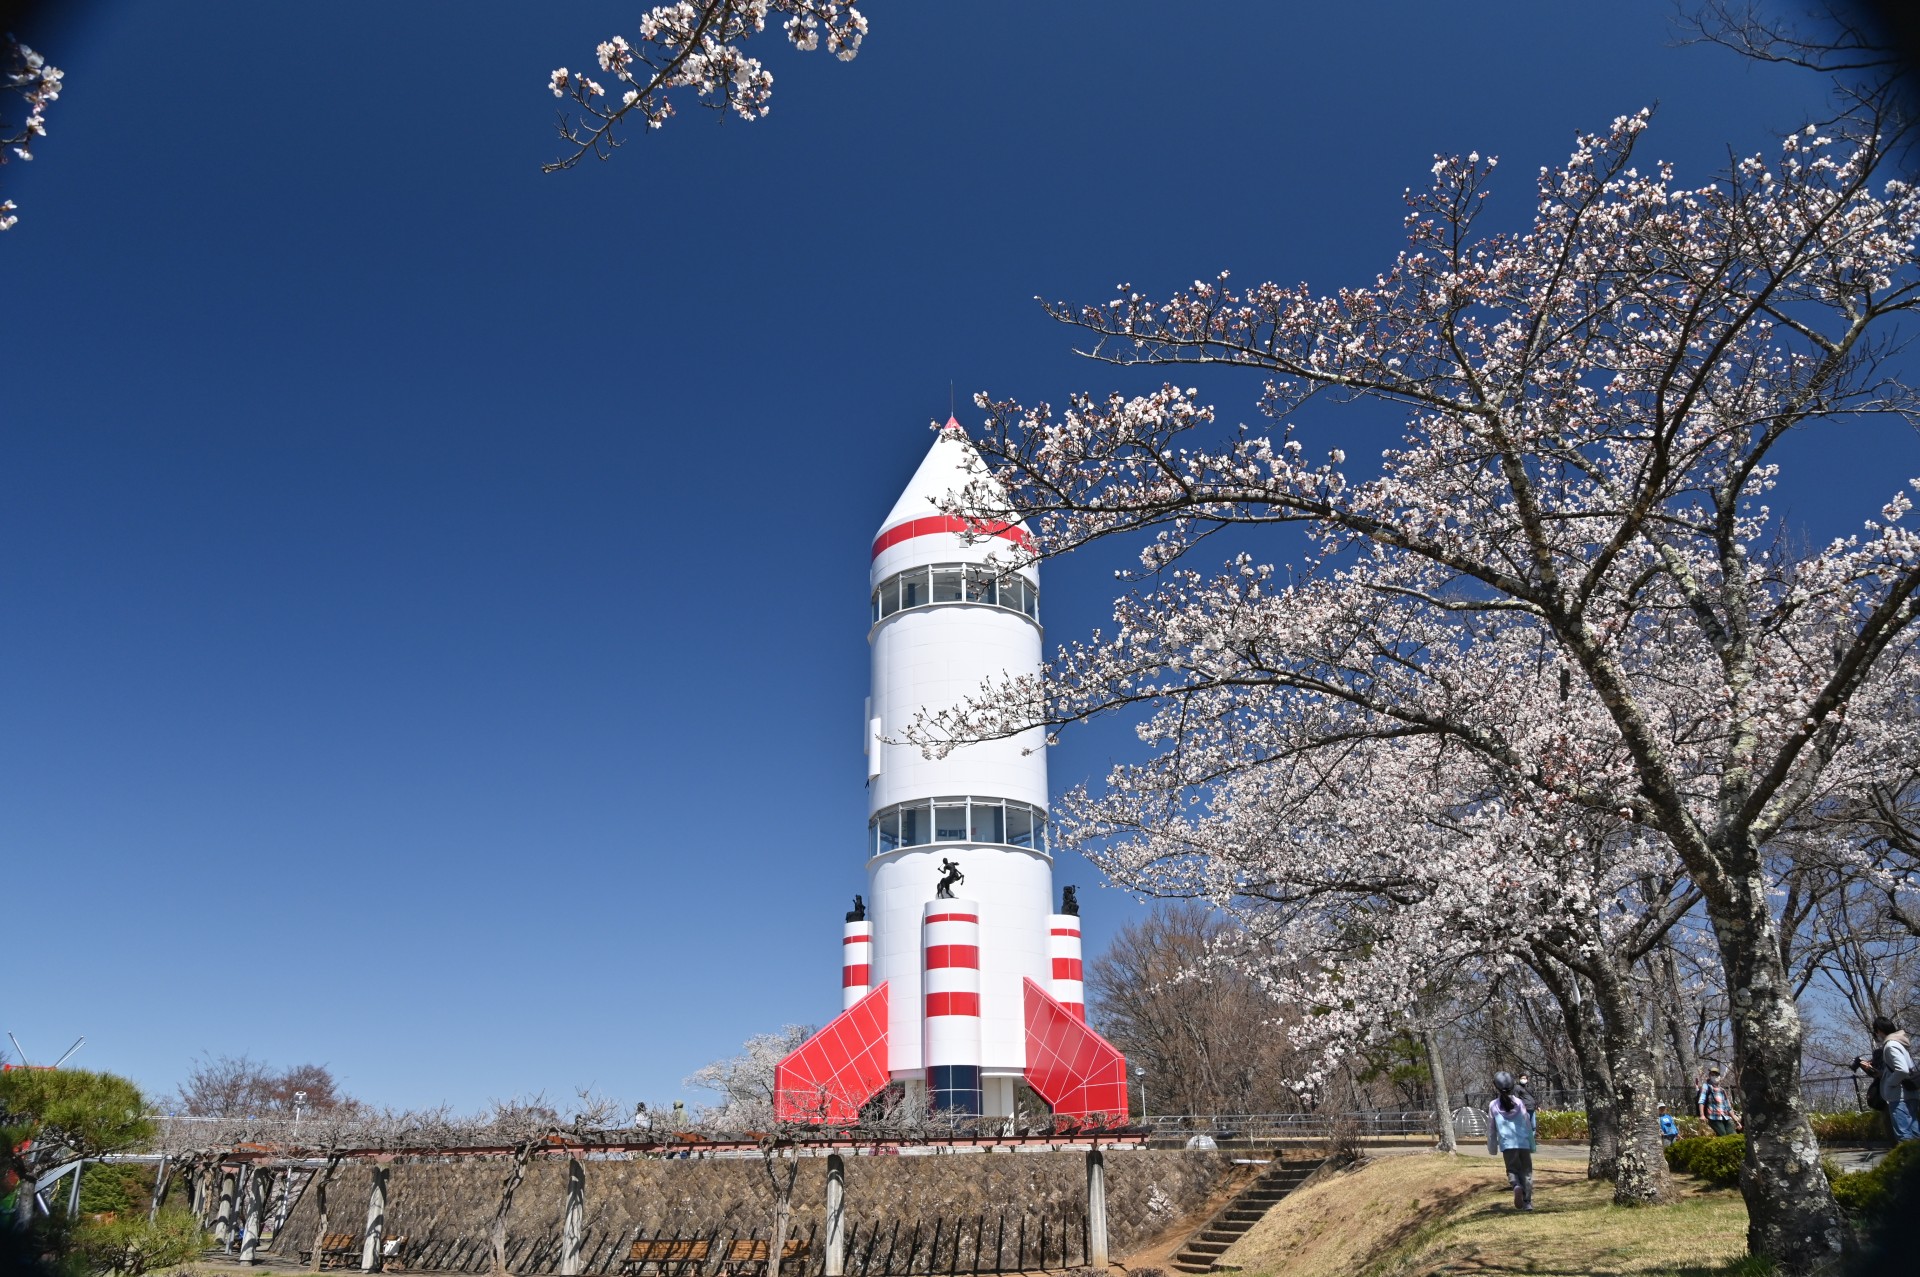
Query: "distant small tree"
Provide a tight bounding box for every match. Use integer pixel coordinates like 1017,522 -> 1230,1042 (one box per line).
175,1055 -> 354,1116
1086,904 -> 1311,1115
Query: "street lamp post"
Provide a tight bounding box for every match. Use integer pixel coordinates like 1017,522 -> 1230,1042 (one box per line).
1135,1066 -> 1147,1122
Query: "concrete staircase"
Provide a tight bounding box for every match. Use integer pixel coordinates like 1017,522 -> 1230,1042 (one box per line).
1169,1158 -> 1324,1274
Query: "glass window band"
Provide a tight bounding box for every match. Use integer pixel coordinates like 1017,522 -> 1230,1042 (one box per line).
873,564 -> 1039,625
870,796 -> 1048,855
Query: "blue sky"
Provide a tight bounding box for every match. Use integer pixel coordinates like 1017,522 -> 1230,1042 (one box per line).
1,2 -> 1899,1113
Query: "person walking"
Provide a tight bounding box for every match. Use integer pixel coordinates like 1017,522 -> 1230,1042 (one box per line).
1855,1015 -> 1918,1143
1696,1068 -> 1737,1136
1658,1104 -> 1680,1147
1486,1071 -> 1535,1211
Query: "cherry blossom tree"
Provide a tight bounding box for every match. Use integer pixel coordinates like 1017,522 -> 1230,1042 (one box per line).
682,1023 -> 814,1131
912,106 -> 1920,1270
544,2 -> 866,173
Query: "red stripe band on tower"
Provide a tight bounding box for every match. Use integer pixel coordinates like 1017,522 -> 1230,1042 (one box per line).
925,944 -> 980,970
871,516 -> 1034,560
925,991 -> 981,1018
925,913 -> 978,925
1050,928 -> 1081,937
843,935 -> 868,945
1052,957 -> 1083,981
842,965 -> 870,987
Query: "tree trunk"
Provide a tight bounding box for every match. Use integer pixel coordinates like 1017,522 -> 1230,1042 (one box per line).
490,1148 -> 533,1277
1421,1031 -> 1456,1153
764,1149 -> 797,1277
1652,942 -> 1700,1089
1530,954 -> 1618,1180
1704,863 -> 1847,1274
1588,962 -> 1674,1204
311,1159 -> 341,1273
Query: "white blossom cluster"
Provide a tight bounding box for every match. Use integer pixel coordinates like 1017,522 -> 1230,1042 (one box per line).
911,114 -> 1920,1168
1,33 -> 63,230
545,2 -> 865,172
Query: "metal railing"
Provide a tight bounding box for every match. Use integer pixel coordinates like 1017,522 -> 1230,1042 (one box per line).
1132,1111 -> 1444,1141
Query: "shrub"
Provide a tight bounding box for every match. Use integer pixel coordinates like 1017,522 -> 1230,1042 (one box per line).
1527,1107 -> 1710,1141
1806,1109 -> 1883,1142
1664,1134 -> 1745,1187
75,1164 -> 155,1217
70,1210 -> 205,1277
1534,1109 -> 1586,1140
1824,1140 -> 1920,1220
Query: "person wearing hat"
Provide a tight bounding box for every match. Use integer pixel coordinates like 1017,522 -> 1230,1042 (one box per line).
1696,1068 -> 1736,1136
1657,1103 -> 1680,1146
1485,1070 -> 1536,1211
1855,1015 -> 1917,1142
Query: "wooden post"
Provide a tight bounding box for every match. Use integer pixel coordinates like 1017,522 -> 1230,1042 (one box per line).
215,1168 -> 238,1248
823,1155 -> 846,1277
361,1166 -> 389,1273
561,1159 -> 586,1276
242,1169 -> 270,1264
1084,1149 -> 1108,1269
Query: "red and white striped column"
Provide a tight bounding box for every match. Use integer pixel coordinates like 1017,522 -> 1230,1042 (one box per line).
842,919 -> 873,1010
922,900 -> 983,1114
1049,914 -> 1085,1022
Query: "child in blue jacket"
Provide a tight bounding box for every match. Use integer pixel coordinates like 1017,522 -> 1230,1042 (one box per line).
1486,1070 -> 1535,1210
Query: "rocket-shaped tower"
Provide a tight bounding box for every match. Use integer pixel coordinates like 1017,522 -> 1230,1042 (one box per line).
774,422 -> 1129,1124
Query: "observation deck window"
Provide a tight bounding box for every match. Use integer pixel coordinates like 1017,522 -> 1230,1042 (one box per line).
869,796 -> 1048,856
871,562 -> 1039,627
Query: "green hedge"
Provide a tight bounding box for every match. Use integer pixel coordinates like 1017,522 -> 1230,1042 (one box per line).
1806,1109 -> 1884,1142
1533,1109 -> 1587,1140
1824,1140 -> 1920,1219
1529,1109 -> 1712,1141
1665,1134 -> 1746,1187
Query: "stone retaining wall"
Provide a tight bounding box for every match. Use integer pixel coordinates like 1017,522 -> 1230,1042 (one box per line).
270,1148 -> 1242,1273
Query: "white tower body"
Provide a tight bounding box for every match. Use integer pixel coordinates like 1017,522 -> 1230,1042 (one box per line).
865,426 -> 1051,1114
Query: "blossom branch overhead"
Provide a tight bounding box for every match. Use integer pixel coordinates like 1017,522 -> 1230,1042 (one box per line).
544,2 -> 866,172
1,34 -> 63,230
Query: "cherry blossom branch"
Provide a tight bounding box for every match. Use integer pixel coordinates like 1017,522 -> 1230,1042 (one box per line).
543,2 -> 866,173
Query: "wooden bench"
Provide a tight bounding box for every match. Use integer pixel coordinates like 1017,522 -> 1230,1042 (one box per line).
620,1239 -> 712,1277
299,1233 -> 408,1271
718,1238 -> 810,1277
300,1233 -> 360,1268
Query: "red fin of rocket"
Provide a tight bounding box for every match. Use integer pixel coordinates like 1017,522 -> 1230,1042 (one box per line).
773,981 -> 892,1124
1022,977 -> 1130,1121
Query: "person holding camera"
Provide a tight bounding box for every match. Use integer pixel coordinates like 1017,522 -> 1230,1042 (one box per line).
1854,1015 -> 1918,1142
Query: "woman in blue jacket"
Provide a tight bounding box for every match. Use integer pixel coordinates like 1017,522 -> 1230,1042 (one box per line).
1486,1071 -> 1536,1210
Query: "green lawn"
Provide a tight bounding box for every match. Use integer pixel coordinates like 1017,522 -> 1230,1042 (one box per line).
1219,1153 -> 1756,1277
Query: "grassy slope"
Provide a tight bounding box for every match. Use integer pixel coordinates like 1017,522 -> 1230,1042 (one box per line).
1217,1153 -> 1754,1277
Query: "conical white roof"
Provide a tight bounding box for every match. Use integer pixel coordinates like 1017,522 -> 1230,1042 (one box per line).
876,418 -> 1029,539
